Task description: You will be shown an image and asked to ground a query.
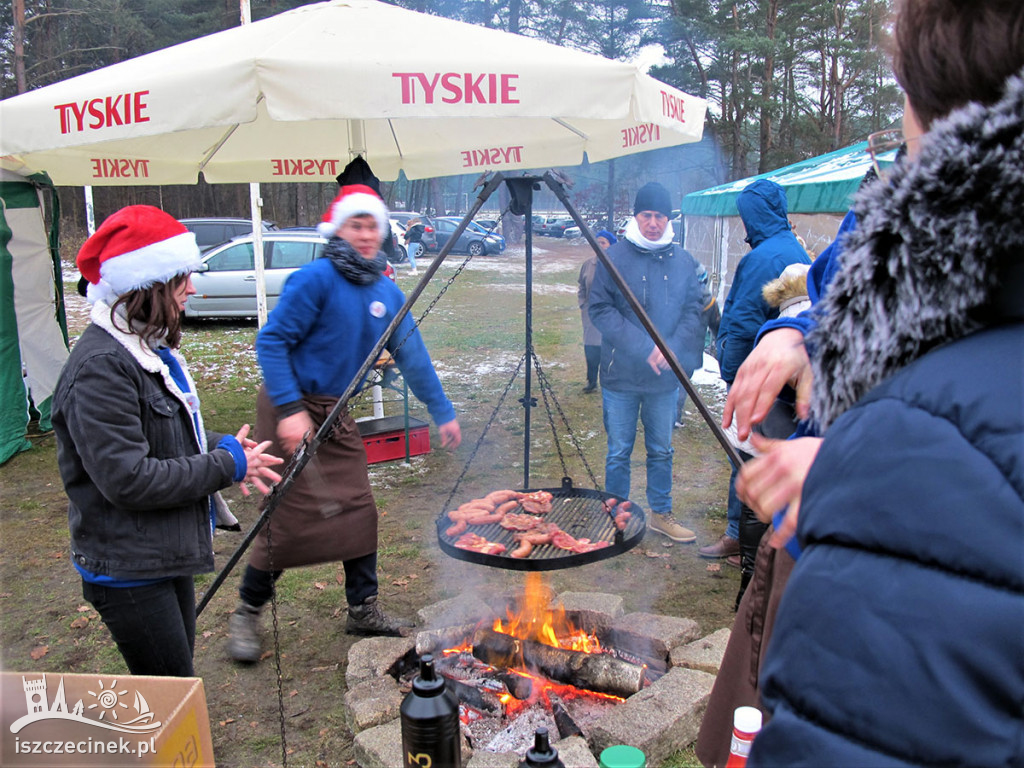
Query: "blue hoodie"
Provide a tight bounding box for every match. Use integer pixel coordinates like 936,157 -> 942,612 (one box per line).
716,180 -> 811,383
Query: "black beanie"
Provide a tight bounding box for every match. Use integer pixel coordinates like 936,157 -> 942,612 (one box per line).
633,182 -> 673,217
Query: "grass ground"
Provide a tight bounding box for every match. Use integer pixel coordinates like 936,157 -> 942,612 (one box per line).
1,235 -> 735,767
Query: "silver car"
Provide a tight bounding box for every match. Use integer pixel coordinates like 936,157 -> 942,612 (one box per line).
184,231 -> 327,318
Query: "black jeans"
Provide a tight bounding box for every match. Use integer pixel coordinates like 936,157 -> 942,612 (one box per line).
584,344 -> 601,387
83,576 -> 196,677
239,551 -> 378,608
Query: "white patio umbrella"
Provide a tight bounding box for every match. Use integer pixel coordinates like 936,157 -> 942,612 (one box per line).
0,0 -> 705,185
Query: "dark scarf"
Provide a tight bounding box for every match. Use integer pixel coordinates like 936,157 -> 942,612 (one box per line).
808,69 -> 1024,431
325,236 -> 387,285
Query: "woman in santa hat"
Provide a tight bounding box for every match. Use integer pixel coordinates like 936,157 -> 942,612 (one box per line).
226,184 -> 461,663
51,205 -> 283,677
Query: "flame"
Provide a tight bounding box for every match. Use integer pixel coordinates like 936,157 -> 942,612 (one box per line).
492,572 -> 604,653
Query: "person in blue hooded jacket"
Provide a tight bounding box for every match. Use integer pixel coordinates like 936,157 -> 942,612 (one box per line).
700,180 -> 810,563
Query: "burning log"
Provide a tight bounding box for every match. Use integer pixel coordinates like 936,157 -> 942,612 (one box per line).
495,671 -> 534,700
444,677 -> 503,715
548,692 -> 582,739
472,628 -> 645,698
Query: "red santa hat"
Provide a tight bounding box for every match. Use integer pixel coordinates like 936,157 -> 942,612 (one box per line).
317,184 -> 389,239
77,205 -> 202,303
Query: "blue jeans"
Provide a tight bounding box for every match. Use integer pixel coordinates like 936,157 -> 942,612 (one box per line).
602,387 -> 678,514
406,241 -> 420,269
83,576 -> 196,677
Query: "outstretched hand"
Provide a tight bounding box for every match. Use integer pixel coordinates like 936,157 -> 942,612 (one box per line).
722,327 -> 812,441
438,419 -> 461,450
233,424 -> 284,496
736,433 -> 822,549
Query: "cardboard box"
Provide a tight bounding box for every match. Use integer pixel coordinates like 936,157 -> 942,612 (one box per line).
357,415 -> 430,464
1,672 -> 214,766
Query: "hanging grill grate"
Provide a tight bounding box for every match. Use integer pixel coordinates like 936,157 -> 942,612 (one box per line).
436,478 -> 647,571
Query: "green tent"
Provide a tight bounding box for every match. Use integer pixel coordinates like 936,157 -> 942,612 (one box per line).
682,140 -> 895,217
681,141 -> 896,301
0,170 -> 69,464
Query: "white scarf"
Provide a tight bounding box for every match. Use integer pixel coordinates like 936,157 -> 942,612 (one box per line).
624,218 -> 675,251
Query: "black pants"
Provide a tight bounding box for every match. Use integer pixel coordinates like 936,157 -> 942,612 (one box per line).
584,344 -> 601,387
83,576 -> 196,677
239,551 -> 378,608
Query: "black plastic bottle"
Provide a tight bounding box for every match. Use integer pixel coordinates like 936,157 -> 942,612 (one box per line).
400,654 -> 462,768
520,727 -> 565,768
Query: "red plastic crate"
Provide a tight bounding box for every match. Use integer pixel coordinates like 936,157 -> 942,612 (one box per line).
357,415 -> 431,464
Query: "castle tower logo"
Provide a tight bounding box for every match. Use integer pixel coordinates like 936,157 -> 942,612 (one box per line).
9,676 -> 162,735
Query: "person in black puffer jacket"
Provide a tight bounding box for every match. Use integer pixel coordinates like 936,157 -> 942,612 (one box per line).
747,1 -> 1024,764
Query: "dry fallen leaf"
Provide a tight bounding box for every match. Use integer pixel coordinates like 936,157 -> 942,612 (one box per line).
70,616 -> 89,629
393,579 -> 409,587
30,645 -> 48,660
706,563 -> 722,573
202,630 -> 214,638
77,604 -> 91,613
313,581 -> 327,590
219,718 -> 235,726
289,689 -> 298,697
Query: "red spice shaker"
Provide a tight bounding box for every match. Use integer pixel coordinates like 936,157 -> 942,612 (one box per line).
724,706 -> 762,767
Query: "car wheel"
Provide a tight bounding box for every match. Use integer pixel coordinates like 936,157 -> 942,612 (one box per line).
468,240 -> 485,256
394,245 -> 408,263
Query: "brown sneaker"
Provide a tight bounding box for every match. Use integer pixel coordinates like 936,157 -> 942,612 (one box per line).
346,596 -> 415,637
725,555 -> 741,568
647,514 -> 696,543
699,533 -> 741,559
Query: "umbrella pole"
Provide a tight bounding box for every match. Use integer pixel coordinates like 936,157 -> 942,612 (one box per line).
541,171 -> 745,468
195,173 -> 508,617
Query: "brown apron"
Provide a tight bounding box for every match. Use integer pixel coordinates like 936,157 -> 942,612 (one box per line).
249,386 -> 378,571
695,527 -> 796,768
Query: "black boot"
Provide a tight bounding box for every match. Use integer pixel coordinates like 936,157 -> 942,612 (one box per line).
346,595 -> 415,637
734,504 -> 768,611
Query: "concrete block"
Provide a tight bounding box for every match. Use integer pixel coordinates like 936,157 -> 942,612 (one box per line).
588,666 -> 716,766
555,592 -> 625,635
670,627 -> 731,675
418,595 -> 497,629
344,677 -> 403,734
353,718 -> 404,768
346,635 -> 415,687
608,612 -> 701,665
553,735 -> 601,768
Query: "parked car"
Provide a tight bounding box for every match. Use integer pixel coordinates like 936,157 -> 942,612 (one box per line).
563,225 -> 582,239
178,217 -> 279,253
532,216 -> 575,237
389,211 -> 437,252
474,218 -> 500,232
389,219 -> 409,263
434,217 -> 506,256
184,231 -> 393,319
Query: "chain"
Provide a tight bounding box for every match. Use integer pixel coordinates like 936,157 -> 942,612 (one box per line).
441,352 -> 528,511
263,497 -> 288,767
530,351 -> 602,490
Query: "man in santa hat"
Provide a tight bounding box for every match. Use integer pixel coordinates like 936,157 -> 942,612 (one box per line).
228,185 -> 461,662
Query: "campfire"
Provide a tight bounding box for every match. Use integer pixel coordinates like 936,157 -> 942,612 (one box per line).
399,573 -> 649,753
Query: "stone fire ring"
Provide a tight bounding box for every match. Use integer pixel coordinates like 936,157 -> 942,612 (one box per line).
347,591 -> 733,768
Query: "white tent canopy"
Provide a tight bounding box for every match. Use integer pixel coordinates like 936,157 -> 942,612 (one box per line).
0,0 -> 706,185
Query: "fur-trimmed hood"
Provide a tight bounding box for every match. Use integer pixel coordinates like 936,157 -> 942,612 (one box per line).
809,70 -> 1024,431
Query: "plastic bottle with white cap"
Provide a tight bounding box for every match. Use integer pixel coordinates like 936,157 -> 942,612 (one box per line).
724,706 -> 762,767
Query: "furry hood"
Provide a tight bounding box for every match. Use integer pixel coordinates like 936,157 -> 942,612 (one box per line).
762,264 -> 810,314
808,69 -> 1024,431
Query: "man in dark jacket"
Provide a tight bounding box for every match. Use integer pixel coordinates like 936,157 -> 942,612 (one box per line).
589,182 -> 704,542
700,179 -> 810,564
